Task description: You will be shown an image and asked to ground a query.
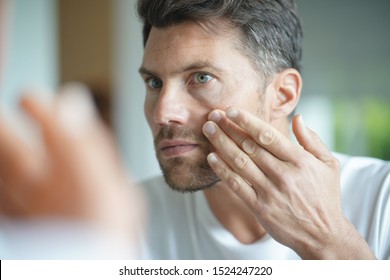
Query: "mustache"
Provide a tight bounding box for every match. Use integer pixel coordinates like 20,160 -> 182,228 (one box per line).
154,125 -> 209,147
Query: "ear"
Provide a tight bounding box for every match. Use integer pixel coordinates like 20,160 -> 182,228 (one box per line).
267,68 -> 302,122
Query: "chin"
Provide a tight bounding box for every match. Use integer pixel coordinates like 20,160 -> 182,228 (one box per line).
159,156 -> 221,193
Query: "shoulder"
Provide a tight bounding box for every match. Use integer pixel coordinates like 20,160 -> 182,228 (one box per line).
334,152 -> 390,187
335,152 -> 390,210
334,153 -> 390,259
334,152 -> 390,200
335,152 -> 390,170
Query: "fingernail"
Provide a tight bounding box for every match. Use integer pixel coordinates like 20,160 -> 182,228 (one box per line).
209,110 -> 222,122
57,83 -> 96,136
207,153 -> 218,164
296,114 -> 308,135
226,108 -> 238,119
297,114 -> 305,126
203,122 -> 216,135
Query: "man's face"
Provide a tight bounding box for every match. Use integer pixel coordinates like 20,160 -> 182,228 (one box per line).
140,21 -> 269,192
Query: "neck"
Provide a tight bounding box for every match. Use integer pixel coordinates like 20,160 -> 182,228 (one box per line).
204,182 -> 266,244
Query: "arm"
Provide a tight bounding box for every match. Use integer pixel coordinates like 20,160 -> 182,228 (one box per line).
202,107 -> 375,259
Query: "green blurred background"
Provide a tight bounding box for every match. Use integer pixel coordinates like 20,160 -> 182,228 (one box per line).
296,0 -> 390,160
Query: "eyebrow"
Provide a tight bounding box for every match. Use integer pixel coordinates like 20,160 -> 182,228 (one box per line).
138,62 -> 224,77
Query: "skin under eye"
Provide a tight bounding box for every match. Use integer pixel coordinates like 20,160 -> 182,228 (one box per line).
192,73 -> 214,84
146,78 -> 163,89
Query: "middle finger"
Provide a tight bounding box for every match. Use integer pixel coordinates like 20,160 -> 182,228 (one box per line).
202,120 -> 268,188
207,110 -> 286,180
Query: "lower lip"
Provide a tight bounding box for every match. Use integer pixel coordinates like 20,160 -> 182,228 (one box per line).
160,145 -> 198,158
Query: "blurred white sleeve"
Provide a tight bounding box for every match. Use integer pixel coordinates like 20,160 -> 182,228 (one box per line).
0,218 -> 138,259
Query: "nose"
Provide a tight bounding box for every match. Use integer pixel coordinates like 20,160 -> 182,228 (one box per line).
153,85 -> 190,126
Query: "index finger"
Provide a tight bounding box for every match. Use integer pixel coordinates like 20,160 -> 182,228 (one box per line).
225,107 -> 299,162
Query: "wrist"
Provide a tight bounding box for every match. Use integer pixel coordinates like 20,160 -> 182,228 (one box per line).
298,218 -> 376,260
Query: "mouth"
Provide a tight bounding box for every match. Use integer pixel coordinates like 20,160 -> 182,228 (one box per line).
159,140 -> 199,158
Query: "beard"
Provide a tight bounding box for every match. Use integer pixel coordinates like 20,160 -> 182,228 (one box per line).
154,125 -> 220,192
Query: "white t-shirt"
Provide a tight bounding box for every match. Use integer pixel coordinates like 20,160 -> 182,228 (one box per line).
139,153 -> 390,259
0,153 -> 388,259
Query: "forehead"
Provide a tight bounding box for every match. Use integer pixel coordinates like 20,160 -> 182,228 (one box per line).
141,21 -> 244,72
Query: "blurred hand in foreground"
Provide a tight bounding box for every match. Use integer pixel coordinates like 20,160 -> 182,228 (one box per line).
0,84 -> 145,258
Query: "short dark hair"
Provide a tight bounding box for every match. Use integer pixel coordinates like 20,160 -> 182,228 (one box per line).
137,0 -> 303,80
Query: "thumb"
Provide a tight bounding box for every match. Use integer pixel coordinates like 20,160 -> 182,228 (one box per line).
292,114 -> 334,163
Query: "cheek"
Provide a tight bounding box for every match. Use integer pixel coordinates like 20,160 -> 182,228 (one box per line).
224,89 -> 265,119
144,96 -> 157,131
191,83 -> 231,109
201,82 -> 255,112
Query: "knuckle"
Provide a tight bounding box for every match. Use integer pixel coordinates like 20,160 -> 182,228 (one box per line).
215,163 -> 228,180
278,173 -> 295,191
328,156 -> 340,169
227,175 -> 241,192
255,202 -> 272,224
233,152 -> 249,170
242,138 -> 258,156
239,114 -> 250,128
293,153 -> 309,169
258,128 -> 275,146
215,135 -> 227,147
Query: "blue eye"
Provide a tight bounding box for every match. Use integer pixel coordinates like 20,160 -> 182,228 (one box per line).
147,78 -> 163,89
194,73 -> 213,84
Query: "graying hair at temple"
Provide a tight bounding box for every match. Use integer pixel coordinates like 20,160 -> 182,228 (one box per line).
137,0 -> 303,81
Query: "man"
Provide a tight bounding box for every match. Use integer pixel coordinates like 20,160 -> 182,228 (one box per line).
1,0 -> 389,260
136,0 -> 390,259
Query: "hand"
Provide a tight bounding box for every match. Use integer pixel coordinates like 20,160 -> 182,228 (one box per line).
0,84 -> 144,257
202,107 -> 375,259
